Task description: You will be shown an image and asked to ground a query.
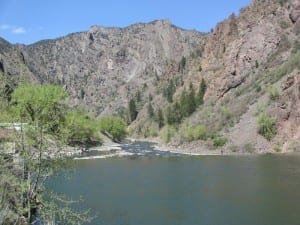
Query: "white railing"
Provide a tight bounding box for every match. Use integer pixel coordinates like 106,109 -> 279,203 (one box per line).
0,123 -> 27,131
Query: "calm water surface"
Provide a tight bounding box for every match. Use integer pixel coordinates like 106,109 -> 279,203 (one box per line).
47,142 -> 300,225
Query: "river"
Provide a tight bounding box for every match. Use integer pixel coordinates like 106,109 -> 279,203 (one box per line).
47,142 -> 300,225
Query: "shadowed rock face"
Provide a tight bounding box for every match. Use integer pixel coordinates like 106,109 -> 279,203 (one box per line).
289,0 -> 300,23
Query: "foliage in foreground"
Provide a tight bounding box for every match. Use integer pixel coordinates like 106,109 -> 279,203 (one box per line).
0,83 -> 97,224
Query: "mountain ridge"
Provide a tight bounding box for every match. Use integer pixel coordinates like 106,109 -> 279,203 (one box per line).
0,0 -> 299,153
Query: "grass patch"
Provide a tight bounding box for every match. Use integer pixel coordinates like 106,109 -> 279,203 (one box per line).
213,136 -> 228,147
257,113 -> 276,141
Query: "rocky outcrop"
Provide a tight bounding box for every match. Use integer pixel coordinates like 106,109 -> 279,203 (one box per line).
201,0 -> 300,99
276,73 -> 300,151
289,0 -> 300,23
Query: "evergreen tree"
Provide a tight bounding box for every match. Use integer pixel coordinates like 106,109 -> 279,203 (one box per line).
147,102 -> 154,118
148,93 -> 153,102
178,56 -> 186,73
164,79 -> 175,103
166,102 -> 182,125
188,83 -> 196,114
173,101 -> 182,124
165,106 -> 173,125
197,78 -> 207,106
157,108 -> 164,129
136,90 -> 141,102
128,98 -> 138,122
179,88 -> 189,117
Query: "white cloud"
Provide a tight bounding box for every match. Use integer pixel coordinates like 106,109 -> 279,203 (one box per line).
12,27 -> 26,34
0,24 -> 27,34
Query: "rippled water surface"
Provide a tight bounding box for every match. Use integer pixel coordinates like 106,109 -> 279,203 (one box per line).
47,142 -> 300,225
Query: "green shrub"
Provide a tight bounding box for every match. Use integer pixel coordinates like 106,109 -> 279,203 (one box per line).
180,123 -> 207,142
98,116 -> 127,141
161,125 -> 176,143
63,111 -> 101,146
257,113 -> 276,141
193,124 -> 207,140
274,145 -> 281,152
143,125 -> 158,138
279,20 -> 289,29
229,145 -> 239,153
255,84 -> 262,93
213,136 -> 227,147
180,124 -> 195,142
268,85 -> 280,101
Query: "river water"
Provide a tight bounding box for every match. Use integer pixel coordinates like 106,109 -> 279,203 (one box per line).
47,142 -> 300,225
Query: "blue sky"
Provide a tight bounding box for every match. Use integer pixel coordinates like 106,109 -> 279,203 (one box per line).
0,0 -> 251,45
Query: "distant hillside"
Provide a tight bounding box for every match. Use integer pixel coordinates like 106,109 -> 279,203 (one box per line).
0,0 -> 299,153
0,20 -> 205,114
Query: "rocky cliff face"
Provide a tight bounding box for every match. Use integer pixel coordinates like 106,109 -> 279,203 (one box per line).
0,20 -> 205,114
0,0 -> 299,152
190,0 -> 300,152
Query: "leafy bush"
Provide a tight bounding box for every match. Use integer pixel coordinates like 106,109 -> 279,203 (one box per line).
193,124 -> 207,140
180,123 -> 207,142
98,116 -> 127,141
274,145 -> 281,152
62,111 -> 101,146
213,136 -> 227,147
180,124 -> 195,142
257,113 -> 276,141
161,125 -> 176,143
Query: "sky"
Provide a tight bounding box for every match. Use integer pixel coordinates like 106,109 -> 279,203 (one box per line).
0,0 -> 251,45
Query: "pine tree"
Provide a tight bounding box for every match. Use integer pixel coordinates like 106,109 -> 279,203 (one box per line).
147,102 -> 154,118
179,88 -> 189,117
197,78 -> 207,106
136,90 -> 141,102
157,108 -> 164,129
173,101 -> 182,124
178,56 -> 186,73
164,79 -> 175,103
188,83 -> 196,114
129,98 -> 138,122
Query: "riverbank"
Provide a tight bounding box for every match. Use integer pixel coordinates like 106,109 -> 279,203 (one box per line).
64,137 -> 297,160
129,138 -> 282,156
127,138 -> 226,155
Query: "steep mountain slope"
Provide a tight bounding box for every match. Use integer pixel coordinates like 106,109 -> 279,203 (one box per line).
0,0 -> 299,153
154,0 -> 299,152
129,0 -> 299,153
0,20 -> 205,115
